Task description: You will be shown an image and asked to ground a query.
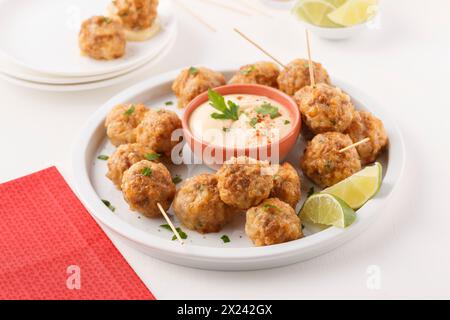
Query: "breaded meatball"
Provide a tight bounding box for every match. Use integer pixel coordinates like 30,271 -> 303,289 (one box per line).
245,198 -> 303,246
121,160 -> 176,218
345,111 -> 388,165
301,132 -> 361,188
79,16 -> 126,60
172,67 -> 226,108
294,83 -> 355,134
229,62 -> 280,88
271,163 -> 301,208
173,174 -> 237,234
136,109 -> 182,158
277,59 -> 330,96
107,143 -> 158,189
216,157 -> 274,210
105,103 -> 148,146
110,0 -> 159,30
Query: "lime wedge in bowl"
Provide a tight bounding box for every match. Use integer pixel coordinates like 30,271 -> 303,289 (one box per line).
300,193 -> 356,228
327,0 -> 379,27
322,162 -> 382,209
292,0 -> 343,28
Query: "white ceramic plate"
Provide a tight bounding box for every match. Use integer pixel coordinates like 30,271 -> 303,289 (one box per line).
0,0 -> 176,77
0,33 -> 176,92
72,68 -> 405,271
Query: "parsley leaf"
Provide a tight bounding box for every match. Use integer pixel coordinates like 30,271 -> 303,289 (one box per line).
256,103 -> 281,119
249,117 -> 258,128
141,167 -> 152,177
188,67 -> 199,75
160,224 -> 171,231
124,105 -> 135,116
97,155 -> 109,161
165,101 -> 174,106
102,199 -> 115,212
263,203 -> 279,211
172,228 -> 188,241
221,235 -> 231,243
145,153 -> 161,161
172,175 -> 182,184
208,89 -> 240,121
240,65 -> 255,75
284,120 -> 291,125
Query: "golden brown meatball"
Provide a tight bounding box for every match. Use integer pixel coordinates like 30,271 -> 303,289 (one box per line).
172,67 -> 226,108
217,157 -> 273,210
345,111 -> 388,165
229,62 -> 280,88
245,198 -> 303,246
136,109 -> 182,158
107,143 -> 159,189
271,163 -> 301,208
173,174 -> 237,234
110,0 -> 159,30
121,160 -> 176,218
79,16 -> 126,60
301,132 -> 361,188
105,103 -> 148,146
294,83 -> 355,134
277,59 -> 330,96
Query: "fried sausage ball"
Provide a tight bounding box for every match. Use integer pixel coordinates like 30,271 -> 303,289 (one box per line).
294,83 -> 355,134
271,163 -> 301,209
277,59 -> 330,96
345,111 -> 388,165
229,62 -> 280,88
301,132 -> 361,188
110,0 -> 159,30
217,157 -> 274,210
245,198 -> 303,246
105,103 -> 148,146
173,174 -> 237,234
79,16 -> 126,60
172,67 -> 226,108
136,109 -> 182,158
121,160 -> 176,218
107,143 -> 158,189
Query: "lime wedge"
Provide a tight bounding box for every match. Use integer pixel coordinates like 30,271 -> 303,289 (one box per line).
300,193 -> 356,228
327,0 -> 378,27
322,162 -> 382,209
292,0 -> 343,28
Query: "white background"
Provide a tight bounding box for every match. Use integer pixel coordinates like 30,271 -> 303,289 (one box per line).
1,0 -> 449,299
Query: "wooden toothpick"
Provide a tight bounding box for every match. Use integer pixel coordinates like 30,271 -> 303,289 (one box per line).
157,203 -> 184,244
233,28 -> 286,68
305,29 -> 315,86
339,138 -> 370,153
175,0 -> 217,32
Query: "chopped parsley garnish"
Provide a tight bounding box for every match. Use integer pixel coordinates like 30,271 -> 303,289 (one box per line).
304,62 -> 310,68
141,167 -> 153,177
256,103 -> 281,119
208,89 -> 240,121
222,127 -> 230,132
307,187 -> 315,197
188,67 -> 199,75
284,120 -> 291,125
240,65 -> 255,75
172,175 -> 182,184
221,235 -> 231,243
102,199 -> 115,212
102,17 -> 112,24
165,101 -> 174,106
97,155 -> 109,161
145,153 -> 161,161
160,224 -> 188,240
263,203 -> 279,211
249,117 -> 258,128
124,105 -> 135,116
160,224 -> 172,231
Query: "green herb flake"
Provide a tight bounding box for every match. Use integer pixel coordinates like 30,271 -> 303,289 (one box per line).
307,187 -> 315,197
284,120 -> 291,125
97,155 -> 109,161
256,103 -> 281,119
221,235 -> 231,243
172,228 -> 188,241
172,175 -> 182,184
240,65 -> 255,75
249,117 -> 258,128
145,153 -> 161,161
124,105 -> 135,116
160,224 -> 171,231
222,127 -> 230,132
165,101 -> 174,106
103,17 -> 112,24
188,67 -> 199,75
208,89 -> 240,121
263,203 -> 279,211
141,167 -> 153,177
102,199 -> 115,212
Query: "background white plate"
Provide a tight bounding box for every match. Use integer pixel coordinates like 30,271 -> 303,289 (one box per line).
0,0 -> 176,77
72,68 -> 405,271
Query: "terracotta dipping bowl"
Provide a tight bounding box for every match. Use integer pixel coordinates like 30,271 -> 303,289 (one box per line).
182,84 -> 301,168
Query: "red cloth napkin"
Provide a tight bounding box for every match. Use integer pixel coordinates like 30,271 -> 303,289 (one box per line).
0,167 -> 155,300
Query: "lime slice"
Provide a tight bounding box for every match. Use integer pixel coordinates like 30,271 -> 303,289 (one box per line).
322,162 -> 382,209
327,0 -> 379,27
328,0 -> 348,8
292,0 -> 343,28
300,193 -> 356,228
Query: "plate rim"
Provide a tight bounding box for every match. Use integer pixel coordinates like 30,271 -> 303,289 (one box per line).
72,67 -> 406,266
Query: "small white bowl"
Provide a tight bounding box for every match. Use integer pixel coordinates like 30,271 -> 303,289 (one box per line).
301,21 -> 375,40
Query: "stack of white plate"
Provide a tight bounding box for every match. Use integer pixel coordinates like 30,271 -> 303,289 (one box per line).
0,0 -> 177,92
